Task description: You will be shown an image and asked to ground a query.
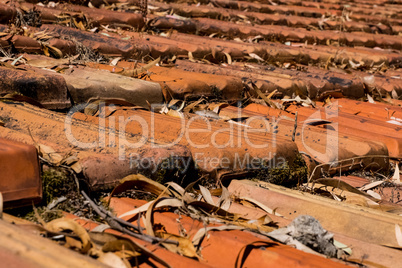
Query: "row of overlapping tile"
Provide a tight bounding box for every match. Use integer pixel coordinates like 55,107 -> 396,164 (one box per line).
0,23 -> 401,100
0,0 -> 401,267
0,0 -> 400,196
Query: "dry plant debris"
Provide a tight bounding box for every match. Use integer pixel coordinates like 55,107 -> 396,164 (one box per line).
0,0 -> 402,267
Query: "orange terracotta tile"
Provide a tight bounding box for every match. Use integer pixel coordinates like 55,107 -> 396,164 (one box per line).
0,138 -> 41,208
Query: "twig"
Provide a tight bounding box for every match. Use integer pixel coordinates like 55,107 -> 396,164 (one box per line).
308,155 -> 392,183
81,191 -> 178,245
292,111 -> 298,142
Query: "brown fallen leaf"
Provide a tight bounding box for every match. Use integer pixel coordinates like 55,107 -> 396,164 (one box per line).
0,93 -> 44,108
118,198 -> 182,219
315,178 -> 373,199
37,144 -> 64,165
46,218 -> 92,253
157,232 -> 199,259
89,232 -> 171,267
183,98 -> 205,113
192,225 -> 244,248
97,252 -> 129,268
47,45 -> 63,58
121,57 -> 160,77
83,99 -> 137,116
108,174 -> 177,205
251,83 -> 280,109
166,109 -> 184,118
208,102 -> 229,114
218,186 -> 231,211
223,52 -> 232,65
237,196 -> 282,217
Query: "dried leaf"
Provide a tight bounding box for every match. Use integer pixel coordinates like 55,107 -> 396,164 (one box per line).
121,57 -> 160,77
238,196 -> 282,217
192,225 -> 243,247
188,201 -> 238,218
166,109 -> 184,118
65,236 -> 83,250
315,178 -> 372,199
188,51 -> 195,62
251,83 -> 279,109
108,174 -> 174,205
392,89 -> 399,100
91,224 -> 110,233
46,218 -> 92,253
208,103 -> 229,114
183,98 -> 205,113
37,144 -> 64,165
118,198 -> 182,219
42,45 -> 50,57
110,57 -> 122,66
248,53 -> 264,62
144,198 -> 194,260
97,252 -> 128,268
73,19 -> 86,31
223,52 -> 232,65
343,195 -> 373,207
330,191 -> 342,201
84,99 -> 136,116
102,240 -> 140,256
60,154 -> 78,166
349,60 -> 361,69
367,94 -> 375,104
395,224 -> 402,247
218,186 -> 231,211
359,180 -> 384,191
392,164 -> 401,184
199,185 -> 215,206
1,93 -> 44,108
165,182 -> 185,197
256,214 -> 273,225
363,75 -> 375,85
168,99 -> 185,111
333,240 -> 352,255
194,110 -> 220,119
70,162 -> 83,173
157,232 -> 199,259
366,190 -> 381,200
47,45 -> 63,58
89,232 -> 171,267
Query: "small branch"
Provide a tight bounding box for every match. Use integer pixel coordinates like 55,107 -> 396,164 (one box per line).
81,191 -> 178,245
292,111 -> 298,142
307,155 -> 392,183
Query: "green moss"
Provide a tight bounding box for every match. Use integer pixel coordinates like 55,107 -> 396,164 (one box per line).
250,154 -> 308,187
140,156 -> 197,187
24,207 -> 63,223
42,168 -> 76,204
211,86 -> 223,99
